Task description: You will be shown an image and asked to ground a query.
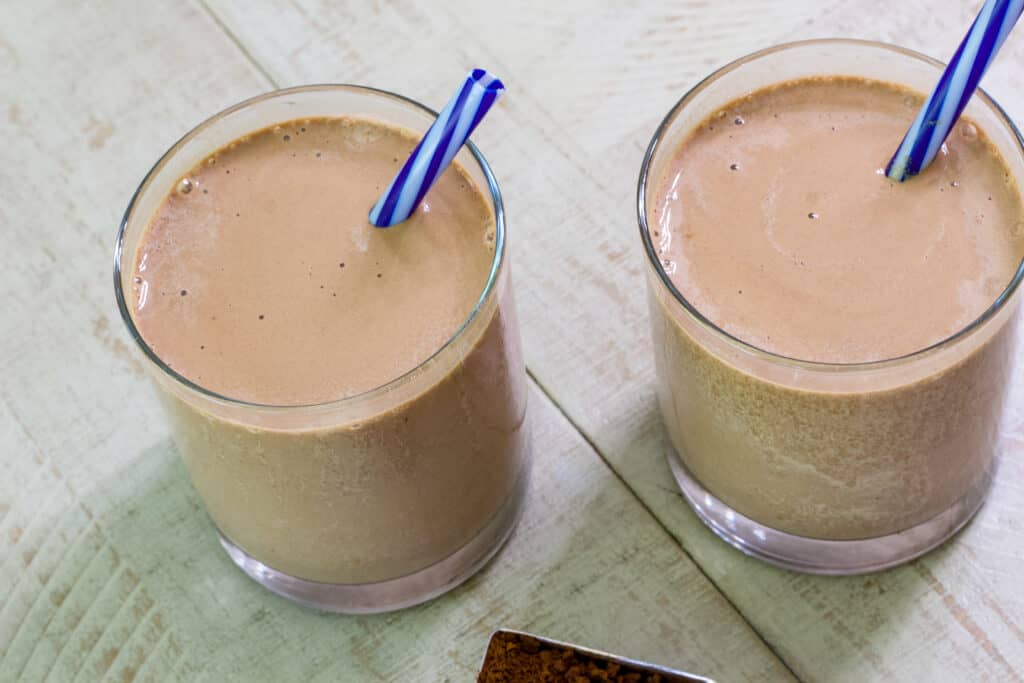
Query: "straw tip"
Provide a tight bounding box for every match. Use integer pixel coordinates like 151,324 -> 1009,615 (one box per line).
885,157 -> 910,183
369,205 -> 390,228
470,68 -> 505,94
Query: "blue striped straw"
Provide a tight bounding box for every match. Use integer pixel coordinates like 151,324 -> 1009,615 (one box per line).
369,69 -> 505,227
886,0 -> 1024,181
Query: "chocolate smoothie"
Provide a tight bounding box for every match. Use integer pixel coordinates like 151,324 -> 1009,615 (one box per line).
647,75 -> 1024,543
121,101 -> 528,603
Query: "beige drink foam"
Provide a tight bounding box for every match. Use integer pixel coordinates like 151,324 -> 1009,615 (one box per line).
650,76 -> 1023,539
132,117 -> 494,405
654,76 -> 1024,364
130,117 -> 528,583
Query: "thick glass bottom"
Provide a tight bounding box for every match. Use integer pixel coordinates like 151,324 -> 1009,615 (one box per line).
218,464 -> 529,613
666,443 -> 992,575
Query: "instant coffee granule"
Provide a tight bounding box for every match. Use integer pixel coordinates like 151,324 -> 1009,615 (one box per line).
478,631 -> 669,682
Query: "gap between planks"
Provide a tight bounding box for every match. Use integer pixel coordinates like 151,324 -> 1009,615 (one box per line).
528,369 -> 805,683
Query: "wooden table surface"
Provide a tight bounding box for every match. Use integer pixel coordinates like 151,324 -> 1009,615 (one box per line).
3,1 -> 1023,681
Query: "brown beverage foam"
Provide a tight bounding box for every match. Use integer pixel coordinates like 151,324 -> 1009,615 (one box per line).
653,76 -> 1024,364
132,117 -> 494,405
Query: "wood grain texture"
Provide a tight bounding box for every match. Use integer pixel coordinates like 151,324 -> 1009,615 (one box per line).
0,1 -> 808,680
204,0 -> 1024,681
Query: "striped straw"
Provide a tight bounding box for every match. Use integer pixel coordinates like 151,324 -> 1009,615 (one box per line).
886,0 -> 1024,181
369,69 -> 505,227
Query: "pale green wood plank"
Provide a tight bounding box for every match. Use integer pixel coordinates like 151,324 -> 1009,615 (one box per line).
1,388 -> 796,681
0,1 -> 797,680
204,0 -> 1024,681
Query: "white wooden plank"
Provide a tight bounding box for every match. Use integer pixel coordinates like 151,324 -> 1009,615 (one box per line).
0,1 -> 796,680
206,0 -> 1024,680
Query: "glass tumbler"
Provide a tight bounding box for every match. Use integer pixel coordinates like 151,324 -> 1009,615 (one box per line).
115,85 -> 531,612
638,40 -> 1024,574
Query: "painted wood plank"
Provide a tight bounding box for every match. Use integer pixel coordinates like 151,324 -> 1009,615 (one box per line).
0,1 -> 797,680
206,0 -> 1024,681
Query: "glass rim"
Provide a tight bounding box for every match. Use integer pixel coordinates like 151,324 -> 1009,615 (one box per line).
113,83 -> 507,410
637,37 -> 1024,372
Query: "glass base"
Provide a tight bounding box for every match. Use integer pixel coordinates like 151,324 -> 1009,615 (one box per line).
666,443 -> 992,575
218,465 -> 529,613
